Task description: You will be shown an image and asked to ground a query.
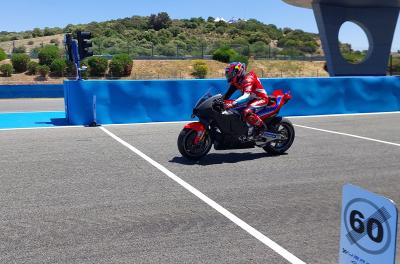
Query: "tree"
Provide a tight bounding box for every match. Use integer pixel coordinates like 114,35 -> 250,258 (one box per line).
156,43 -> 176,56
149,12 -> 172,31
32,28 -> 43,37
251,41 -> 268,57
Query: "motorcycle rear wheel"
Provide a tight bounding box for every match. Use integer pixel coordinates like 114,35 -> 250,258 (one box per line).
263,118 -> 295,155
178,128 -> 212,160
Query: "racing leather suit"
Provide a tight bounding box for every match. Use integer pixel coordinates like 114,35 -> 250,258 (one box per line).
223,71 -> 269,128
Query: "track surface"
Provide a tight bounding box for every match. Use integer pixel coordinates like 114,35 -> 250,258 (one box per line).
0,98 -> 64,113
1,113 -> 399,263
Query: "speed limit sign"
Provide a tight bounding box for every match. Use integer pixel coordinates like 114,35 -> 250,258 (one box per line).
339,184 -> 398,264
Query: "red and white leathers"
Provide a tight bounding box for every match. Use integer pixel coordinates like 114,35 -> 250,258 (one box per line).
223,71 -> 269,127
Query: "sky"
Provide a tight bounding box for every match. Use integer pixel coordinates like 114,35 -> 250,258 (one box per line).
0,0 -> 399,51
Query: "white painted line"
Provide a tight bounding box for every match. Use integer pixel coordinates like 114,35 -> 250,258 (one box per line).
99,126 -> 306,264
102,120 -> 190,127
0,125 -> 84,132
288,111 -> 400,119
0,98 -> 64,101
294,124 -> 400,147
0,111 -> 65,114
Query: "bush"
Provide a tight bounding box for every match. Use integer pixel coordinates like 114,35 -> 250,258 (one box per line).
50,59 -> 67,76
212,46 -> 237,63
37,65 -> 50,78
27,61 -> 39,75
111,54 -> 133,76
66,61 -> 77,77
50,39 -> 60,45
156,43 -> 176,56
0,48 -> 6,61
212,46 -> 249,65
0,64 -> 14,77
109,60 -> 125,77
192,60 -> 208,79
27,41 -> 34,45
13,46 -> 26,54
38,45 -> 61,66
87,56 -> 108,77
230,54 -> 249,65
11,53 -> 30,73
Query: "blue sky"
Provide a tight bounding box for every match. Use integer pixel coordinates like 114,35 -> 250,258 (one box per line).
1,0 -> 399,51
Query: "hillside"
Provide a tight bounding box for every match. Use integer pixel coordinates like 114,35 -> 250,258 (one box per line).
0,34 -> 64,54
0,13 -> 322,58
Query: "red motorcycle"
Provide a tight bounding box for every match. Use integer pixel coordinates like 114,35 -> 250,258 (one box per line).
178,90 -> 295,161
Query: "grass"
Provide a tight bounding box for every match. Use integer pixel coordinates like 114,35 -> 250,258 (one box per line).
0,59 -> 329,84
0,35 -> 64,54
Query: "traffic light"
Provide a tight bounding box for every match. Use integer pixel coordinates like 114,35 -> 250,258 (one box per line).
64,34 -> 74,62
77,31 -> 93,59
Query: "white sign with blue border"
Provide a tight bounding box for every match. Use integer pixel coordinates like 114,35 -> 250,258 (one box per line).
339,184 -> 398,264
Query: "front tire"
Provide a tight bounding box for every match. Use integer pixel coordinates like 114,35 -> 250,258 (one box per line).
178,128 -> 212,161
263,118 -> 295,155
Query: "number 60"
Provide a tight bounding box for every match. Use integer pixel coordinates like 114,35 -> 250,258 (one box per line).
350,210 -> 384,243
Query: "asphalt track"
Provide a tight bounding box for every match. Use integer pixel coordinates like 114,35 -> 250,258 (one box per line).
1,111 -> 399,263
0,98 -> 65,113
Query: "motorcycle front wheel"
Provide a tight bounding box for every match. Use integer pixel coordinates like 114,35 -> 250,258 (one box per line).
263,118 -> 295,155
178,128 -> 212,161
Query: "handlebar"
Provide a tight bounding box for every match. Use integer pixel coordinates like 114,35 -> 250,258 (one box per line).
212,98 -> 225,113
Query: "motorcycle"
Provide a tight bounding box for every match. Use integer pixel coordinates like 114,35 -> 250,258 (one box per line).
178,89 -> 295,161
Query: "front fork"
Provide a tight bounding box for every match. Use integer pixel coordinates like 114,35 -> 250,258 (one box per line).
194,130 -> 207,144
184,122 -> 207,145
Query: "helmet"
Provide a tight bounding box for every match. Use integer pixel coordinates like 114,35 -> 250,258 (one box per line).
225,62 -> 246,84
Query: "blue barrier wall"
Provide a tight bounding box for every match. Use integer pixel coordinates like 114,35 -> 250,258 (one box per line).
0,84 -> 64,99
64,77 -> 400,125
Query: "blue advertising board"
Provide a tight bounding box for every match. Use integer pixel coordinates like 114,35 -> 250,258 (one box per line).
64,77 -> 400,126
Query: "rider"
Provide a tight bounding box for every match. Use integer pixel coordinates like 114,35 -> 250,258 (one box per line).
223,62 -> 269,138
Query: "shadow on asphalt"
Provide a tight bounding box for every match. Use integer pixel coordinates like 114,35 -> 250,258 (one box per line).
35,118 -> 69,126
169,152 -> 285,166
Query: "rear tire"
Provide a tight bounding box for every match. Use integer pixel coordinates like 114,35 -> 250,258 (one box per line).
178,128 -> 212,161
263,118 -> 295,155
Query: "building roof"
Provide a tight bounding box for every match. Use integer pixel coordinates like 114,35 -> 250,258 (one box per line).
282,0 -> 400,8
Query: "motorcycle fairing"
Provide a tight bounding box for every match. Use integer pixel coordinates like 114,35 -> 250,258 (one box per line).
256,96 -> 283,119
256,90 -> 291,120
184,122 -> 207,144
184,122 -> 205,132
